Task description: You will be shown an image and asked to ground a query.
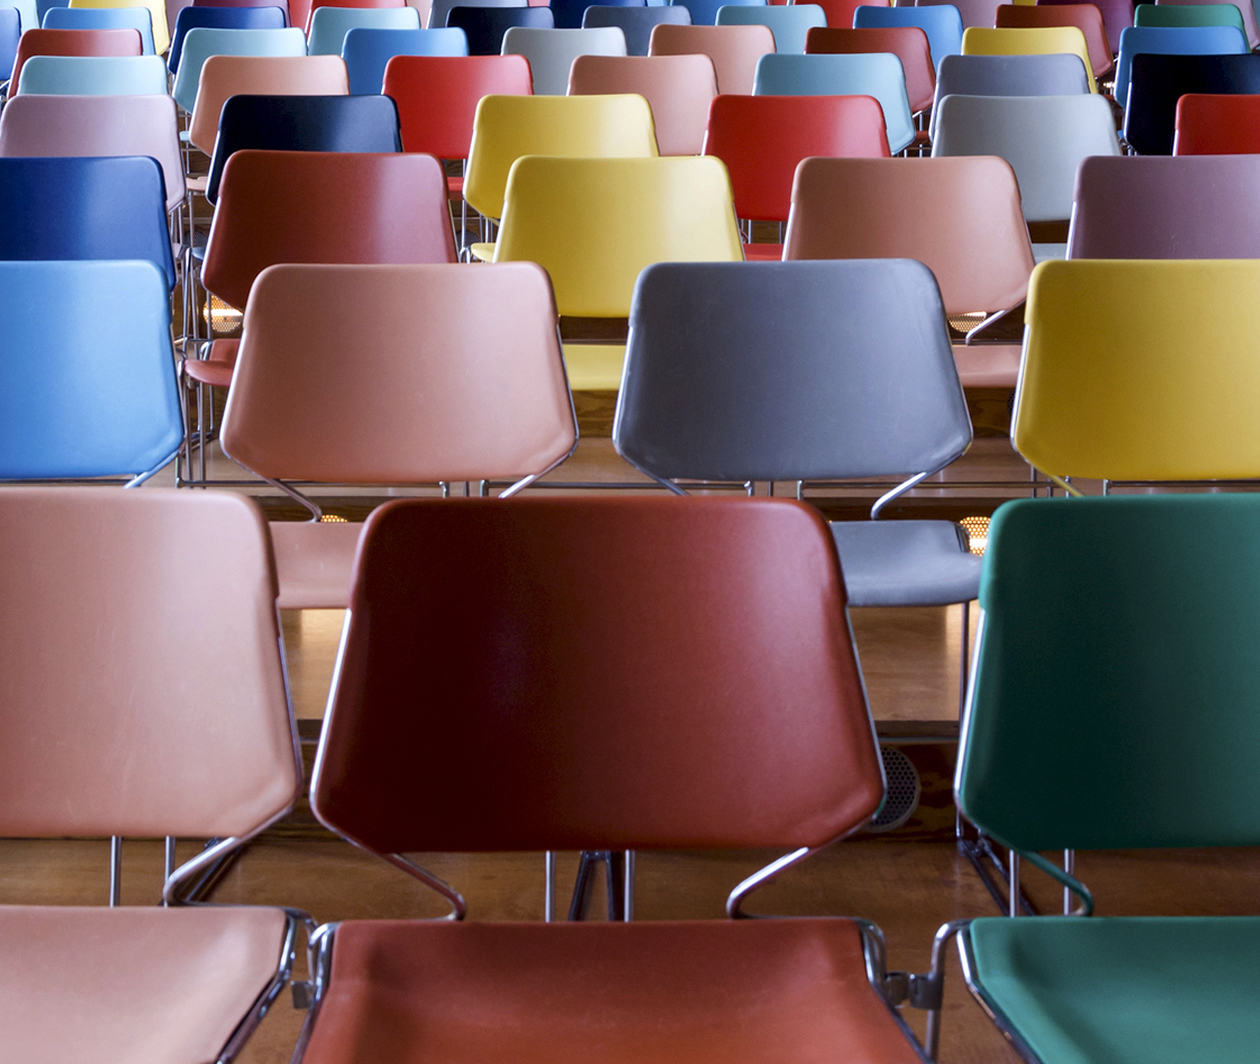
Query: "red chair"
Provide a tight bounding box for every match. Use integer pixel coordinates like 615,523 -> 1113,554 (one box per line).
805,25 -> 936,112
996,2 -> 1112,79
703,93 -> 890,260
1174,92 -> 1260,153
817,0 -> 887,27
9,27 -> 143,89
304,0 -> 404,32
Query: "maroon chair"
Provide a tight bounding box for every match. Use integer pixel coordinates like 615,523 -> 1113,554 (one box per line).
10,27 -> 143,89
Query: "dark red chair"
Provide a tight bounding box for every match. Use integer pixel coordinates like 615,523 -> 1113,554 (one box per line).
1174,92 -> 1260,153
806,25 -> 936,112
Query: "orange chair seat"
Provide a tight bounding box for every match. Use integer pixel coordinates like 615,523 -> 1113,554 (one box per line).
952,340 -> 1020,390
301,917 -> 924,1063
269,519 -> 364,609
183,337 -> 239,389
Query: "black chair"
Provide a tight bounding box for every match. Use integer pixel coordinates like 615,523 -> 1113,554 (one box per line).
582,2 -> 689,53
445,4 -> 553,54
1123,51 -> 1260,154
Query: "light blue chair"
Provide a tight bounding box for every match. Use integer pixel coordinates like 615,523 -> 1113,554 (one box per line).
0,6 -> 18,80
43,4 -> 156,53
15,53 -> 169,93
581,3 -> 688,52
342,26 -> 466,92
171,27 -> 308,113
1114,24 -> 1248,112
11,0 -> 36,33
855,2 -> 962,68
308,4 -> 419,56
168,5 -> 288,72
716,2 -> 824,53
672,0 -> 760,26
502,24 -> 627,92
754,51 -> 917,153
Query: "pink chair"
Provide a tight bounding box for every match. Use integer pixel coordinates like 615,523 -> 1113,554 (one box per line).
648,22 -> 775,94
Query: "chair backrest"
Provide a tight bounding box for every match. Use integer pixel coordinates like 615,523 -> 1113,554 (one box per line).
1114,24 -> 1248,113
961,25 -> 1097,90
464,92 -> 657,220
341,25 -> 465,91
312,494 -> 880,856
961,494 -> 1260,854
933,51 -> 1091,107
11,26 -> 143,89
814,0 -> 884,31
44,5 -> 156,53
0,93 -> 186,211
916,0 -> 997,30
1124,50 -> 1260,154
15,52 -> 169,93
0,155 -> 175,288
1068,153 -> 1260,256
855,3 -> 962,70
648,22 -> 774,94
552,0 -> 640,29
1050,0 -> 1134,58
429,0 -> 521,31
8,0 -> 38,34
784,155 -> 1035,318
306,0 -> 406,31
1014,258 -> 1260,481
308,3 -> 418,54
0,7 -> 17,79
805,25 -> 935,111
1174,91 -> 1260,152
69,0 -> 169,53
168,4 -> 286,71
615,258 -> 971,483
0,261 -> 182,482
753,52 -> 916,154
188,54 -> 349,155
995,1 -> 1111,77
931,93 -> 1121,222
1136,0 -> 1245,32
384,53 -> 531,156
220,261 -> 577,485
675,0 -> 761,26
205,93 -> 401,202
501,25 -> 627,92
172,26 -> 309,110
1149,0 -> 1259,46
581,3 -> 688,54
704,93 -> 889,222
445,3 -> 552,52
568,52 -> 715,153
203,149 -> 455,310
492,154 -> 743,318
716,3 -> 826,54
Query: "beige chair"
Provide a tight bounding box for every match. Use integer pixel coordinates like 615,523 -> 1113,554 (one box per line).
648,22 -> 774,94
0,486 -> 301,1064
219,262 -> 579,608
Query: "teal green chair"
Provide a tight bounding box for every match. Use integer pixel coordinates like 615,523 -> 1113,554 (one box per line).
925,494 -> 1260,1061
1135,0 -> 1246,34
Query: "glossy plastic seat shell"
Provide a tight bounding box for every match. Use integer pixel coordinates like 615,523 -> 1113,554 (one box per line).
43,5 -> 156,53
930,51 -> 1091,138
501,24 -> 628,93
647,22 -> 774,94
306,0 -> 407,32
1014,259 -> 1260,481
1137,0 -> 1247,31
171,26 -> 308,112
1175,91 -> 1260,152
855,3 -> 963,69
168,4 -> 287,71
806,25 -> 936,112
581,3 -> 690,55
429,0 -> 522,31
961,25 -> 1097,91
1125,51 -> 1260,155
445,4 -> 553,53
1154,0 -> 1260,46
15,52 -> 168,93
676,0 -> 761,25
10,26 -> 143,88
69,0 -> 170,53
307,3 -> 419,53
1113,25 -> 1249,120
715,3 -> 827,53
551,0 -> 640,30
916,0 -> 1000,31
995,1 -> 1111,77
340,26 -> 467,93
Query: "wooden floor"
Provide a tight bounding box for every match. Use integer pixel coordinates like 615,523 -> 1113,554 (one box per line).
8,434 -> 1259,1062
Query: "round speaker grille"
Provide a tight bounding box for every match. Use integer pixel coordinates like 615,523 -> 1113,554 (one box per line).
867,745 -> 921,833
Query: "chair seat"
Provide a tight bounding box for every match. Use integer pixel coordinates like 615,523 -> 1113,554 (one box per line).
742,242 -> 782,261
270,519 -> 364,609
967,915 -> 1260,1063
469,240 -> 494,261
950,341 -> 1020,390
0,904 -> 289,1064
302,917 -> 925,1063
829,519 -> 981,607
563,341 -> 627,391
183,337 -> 239,388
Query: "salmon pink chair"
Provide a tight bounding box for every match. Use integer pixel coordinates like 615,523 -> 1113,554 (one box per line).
648,21 -> 775,93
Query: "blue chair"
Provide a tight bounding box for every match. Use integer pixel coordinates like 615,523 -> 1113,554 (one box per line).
0,6 -> 19,80
0,260 -> 182,484
716,2 -> 824,52
168,5 -> 288,73
855,2 -> 962,68
551,0 -> 641,28
672,0 -> 760,25
445,4 -> 553,52
170,27 -> 308,113
754,51 -> 917,153
581,3 -> 688,52
1114,24 -> 1248,112
308,4 -> 419,55
342,26 -> 466,92
43,5 -> 156,53
15,53 -> 169,93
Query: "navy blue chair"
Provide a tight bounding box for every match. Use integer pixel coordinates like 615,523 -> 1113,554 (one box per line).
552,0 -> 642,29
582,2 -> 685,52
445,4 -> 553,53
1123,51 -> 1260,154
341,25 -> 467,93
167,4 -> 288,73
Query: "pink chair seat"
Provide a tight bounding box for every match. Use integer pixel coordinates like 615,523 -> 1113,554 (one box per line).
952,341 -> 1020,389
183,337 -> 238,389
269,519 -> 363,609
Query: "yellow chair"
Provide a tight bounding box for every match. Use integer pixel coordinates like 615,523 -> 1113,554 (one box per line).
1014,258 -> 1260,490
69,0 -> 170,56
492,154 -> 743,393
961,25 -> 1097,92
463,92 -> 659,260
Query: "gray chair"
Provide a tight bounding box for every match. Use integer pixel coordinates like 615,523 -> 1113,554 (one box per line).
582,3 -> 689,53
929,52 -> 1090,138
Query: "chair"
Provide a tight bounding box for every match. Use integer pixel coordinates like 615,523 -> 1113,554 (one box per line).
932,53 -> 1092,116
68,0 -> 170,53
855,3 -> 963,70
170,26 -> 308,112
1049,0 -> 1135,60
0,7 -> 17,80
308,3 -> 418,53
8,0 -> 37,33
0,486 -> 301,1061
167,3 -> 286,72
341,24 -> 465,91
568,52 -> 715,153
43,5 -> 157,53
501,25 -> 628,92
0,261 -> 179,484
784,155 -> 1036,404
703,93 -> 890,259
1113,25 -> 1248,121
931,93 -> 1121,227
14,52 -> 169,92
1136,0 -> 1247,32
1150,0 -> 1259,45
753,52 -> 918,154
927,492 -> 1260,1063
917,0 -> 998,29
306,0 -> 407,30
1175,91 -> 1260,151
218,263 -> 578,608
492,154 -> 743,395
429,0 -> 521,30
10,27 -> 144,90
445,3 -> 552,51
961,25 -> 1098,91
716,3 -> 827,53
675,0 -> 761,25
995,2 -> 1112,79
647,22 -> 774,94
816,0 -> 885,31
581,3 -> 688,54
551,0 -> 640,29
1068,154 -> 1260,257
292,492 -> 929,1064
805,25 -> 936,113
1124,51 -> 1260,154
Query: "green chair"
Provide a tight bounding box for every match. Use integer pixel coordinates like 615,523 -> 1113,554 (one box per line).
1135,1 -> 1247,35
925,493 -> 1260,1062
